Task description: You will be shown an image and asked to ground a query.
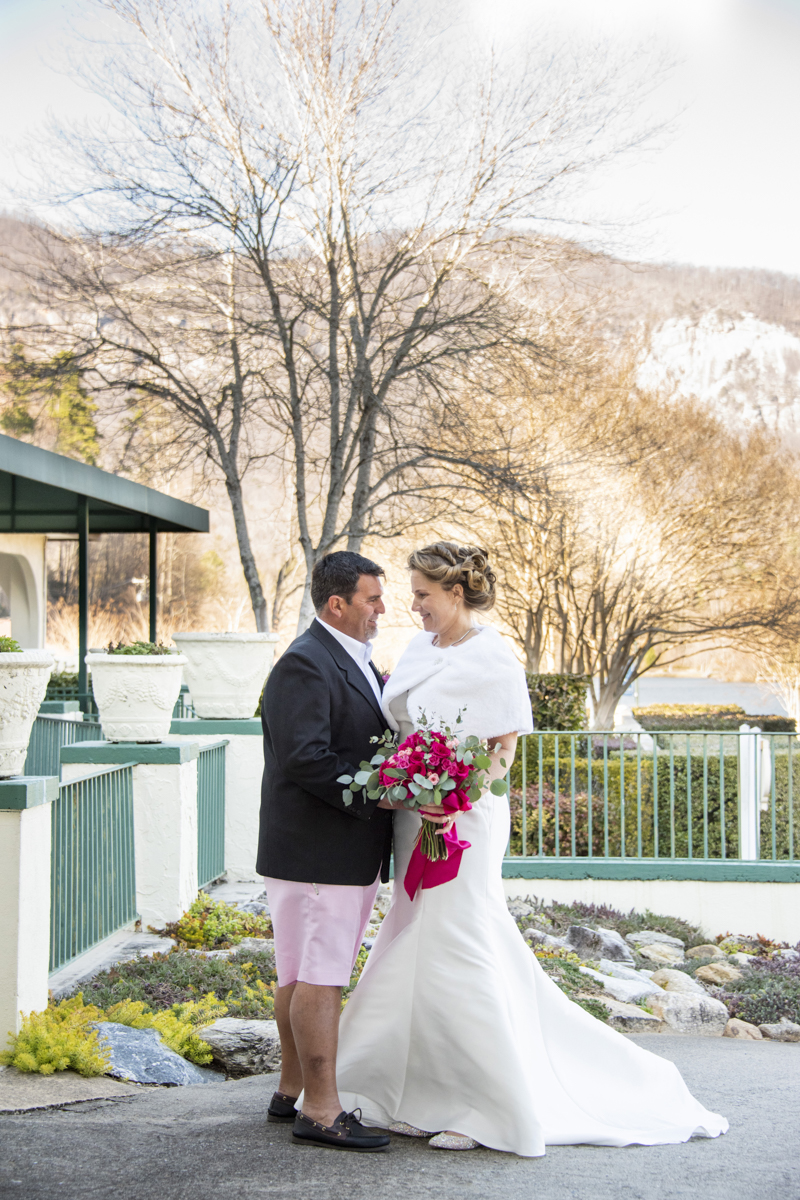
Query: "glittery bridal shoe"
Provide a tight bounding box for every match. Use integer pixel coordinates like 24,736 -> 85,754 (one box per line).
389,1122 -> 434,1137
429,1132 -> 479,1151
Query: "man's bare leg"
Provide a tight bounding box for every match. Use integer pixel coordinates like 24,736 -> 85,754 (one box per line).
290,982 -> 343,1126
273,982 -> 303,1097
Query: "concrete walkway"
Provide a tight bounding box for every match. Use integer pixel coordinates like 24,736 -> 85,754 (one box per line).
1,1037 -> 797,1200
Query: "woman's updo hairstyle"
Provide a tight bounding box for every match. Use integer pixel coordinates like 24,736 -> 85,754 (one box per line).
408,541 -> 496,612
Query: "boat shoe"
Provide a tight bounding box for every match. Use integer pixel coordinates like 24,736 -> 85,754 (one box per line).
267,1090 -> 299,1122
292,1108 -> 390,1152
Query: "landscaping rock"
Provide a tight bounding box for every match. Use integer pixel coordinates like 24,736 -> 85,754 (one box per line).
685,944 -> 724,960
578,966 -> 662,1004
596,960 -> 654,983
729,952 -> 756,966
723,1018 -> 763,1040
92,1024 -> 222,1086
565,926 -> 634,963
635,943 -> 685,966
234,936 -> 274,954
650,968 -> 707,996
525,930 -> 569,951
373,885 -> 393,918
695,962 -> 743,985
646,992 -> 729,1036
237,901 -> 270,917
758,1019 -> 800,1042
507,899 -> 538,923
778,949 -> 800,962
583,995 -> 663,1033
625,931 -> 685,949
200,1018 -> 282,1077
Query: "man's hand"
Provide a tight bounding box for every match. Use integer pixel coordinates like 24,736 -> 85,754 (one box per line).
377,797 -> 406,810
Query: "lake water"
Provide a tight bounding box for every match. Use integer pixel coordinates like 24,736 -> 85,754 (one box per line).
620,676 -> 788,716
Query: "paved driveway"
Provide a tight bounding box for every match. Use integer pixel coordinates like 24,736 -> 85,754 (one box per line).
1,1037 -> 797,1200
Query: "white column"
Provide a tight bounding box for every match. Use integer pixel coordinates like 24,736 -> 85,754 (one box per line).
0,778 -> 58,1034
169,719 -> 263,882
60,742 -> 201,928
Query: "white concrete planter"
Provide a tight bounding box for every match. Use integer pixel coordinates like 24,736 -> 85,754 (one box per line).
171,632 -> 280,719
87,653 -> 187,742
0,651 -> 53,777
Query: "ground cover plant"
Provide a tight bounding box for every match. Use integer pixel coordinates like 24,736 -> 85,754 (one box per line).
0,635 -> 22,652
708,953 -> 800,1025
512,896 -> 705,947
531,944 -> 610,1022
1,991 -> 226,1076
70,948 -> 277,1019
155,892 -> 273,948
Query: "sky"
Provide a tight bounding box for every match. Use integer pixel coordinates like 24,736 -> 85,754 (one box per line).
1,0 -> 799,276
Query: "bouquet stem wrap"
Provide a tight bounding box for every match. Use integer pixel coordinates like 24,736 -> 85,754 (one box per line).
403,821 -> 471,900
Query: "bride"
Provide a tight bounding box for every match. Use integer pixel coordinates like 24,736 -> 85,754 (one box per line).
335,541 -> 728,1157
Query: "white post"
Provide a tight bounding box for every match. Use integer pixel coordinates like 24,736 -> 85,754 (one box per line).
170,719 -> 263,882
0,778 -> 58,1034
738,724 -> 761,860
60,742 -> 201,928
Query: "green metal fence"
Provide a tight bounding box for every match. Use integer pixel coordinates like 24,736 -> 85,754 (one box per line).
50,765 -> 137,972
503,731 -> 800,880
25,714 -> 104,777
197,742 -> 226,888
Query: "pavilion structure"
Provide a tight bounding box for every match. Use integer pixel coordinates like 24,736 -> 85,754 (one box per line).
0,434 -> 209,708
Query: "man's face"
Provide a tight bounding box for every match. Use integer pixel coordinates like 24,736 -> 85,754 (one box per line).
324,574 -> 385,643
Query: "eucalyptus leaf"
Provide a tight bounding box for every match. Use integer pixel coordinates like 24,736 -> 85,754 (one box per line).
408,781 -> 421,796
490,778 -> 508,795
342,791 -> 353,805
354,770 -> 372,785
337,774 -> 354,785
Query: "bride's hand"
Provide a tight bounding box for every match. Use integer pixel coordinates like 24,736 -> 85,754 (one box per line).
419,805 -> 457,834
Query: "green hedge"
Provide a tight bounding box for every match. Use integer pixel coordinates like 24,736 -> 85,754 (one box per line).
633,703 -> 795,734
508,749 -> 800,860
526,675 -> 589,731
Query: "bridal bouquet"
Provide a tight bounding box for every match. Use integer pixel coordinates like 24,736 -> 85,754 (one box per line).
338,715 -> 508,898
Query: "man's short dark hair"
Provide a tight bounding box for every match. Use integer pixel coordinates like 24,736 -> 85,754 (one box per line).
311,551 -> 385,613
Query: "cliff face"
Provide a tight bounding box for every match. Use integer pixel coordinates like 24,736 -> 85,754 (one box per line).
639,309 -> 800,434
568,257 -> 800,437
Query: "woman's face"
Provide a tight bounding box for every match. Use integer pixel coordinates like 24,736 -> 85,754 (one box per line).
410,569 -> 463,634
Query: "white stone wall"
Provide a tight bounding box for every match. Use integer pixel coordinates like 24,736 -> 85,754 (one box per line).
0,804 -> 51,1034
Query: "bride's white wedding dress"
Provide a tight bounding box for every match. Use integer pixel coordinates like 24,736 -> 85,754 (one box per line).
336,626 -> 728,1157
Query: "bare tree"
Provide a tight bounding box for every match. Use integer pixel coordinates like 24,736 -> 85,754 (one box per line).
7,0 -> 665,631
462,353 -> 800,726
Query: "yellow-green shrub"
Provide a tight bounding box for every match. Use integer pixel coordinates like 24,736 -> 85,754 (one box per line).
160,892 -> 272,948
0,995 -> 110,1077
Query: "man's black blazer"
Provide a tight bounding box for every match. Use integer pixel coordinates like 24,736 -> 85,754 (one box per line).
256,620 -> 393,885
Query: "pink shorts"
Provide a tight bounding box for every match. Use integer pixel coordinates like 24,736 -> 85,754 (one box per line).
263,875 -> 380,988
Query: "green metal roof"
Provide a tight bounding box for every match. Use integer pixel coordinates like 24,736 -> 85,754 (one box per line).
0,434 -> 209,534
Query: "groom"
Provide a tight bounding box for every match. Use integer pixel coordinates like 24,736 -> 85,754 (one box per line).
256,551 -> 394,1152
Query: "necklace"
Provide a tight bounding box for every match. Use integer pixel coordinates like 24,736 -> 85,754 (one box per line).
433,627 -> 475,649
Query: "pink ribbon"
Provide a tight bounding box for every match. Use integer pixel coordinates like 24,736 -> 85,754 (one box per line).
403,822 -> 472,901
